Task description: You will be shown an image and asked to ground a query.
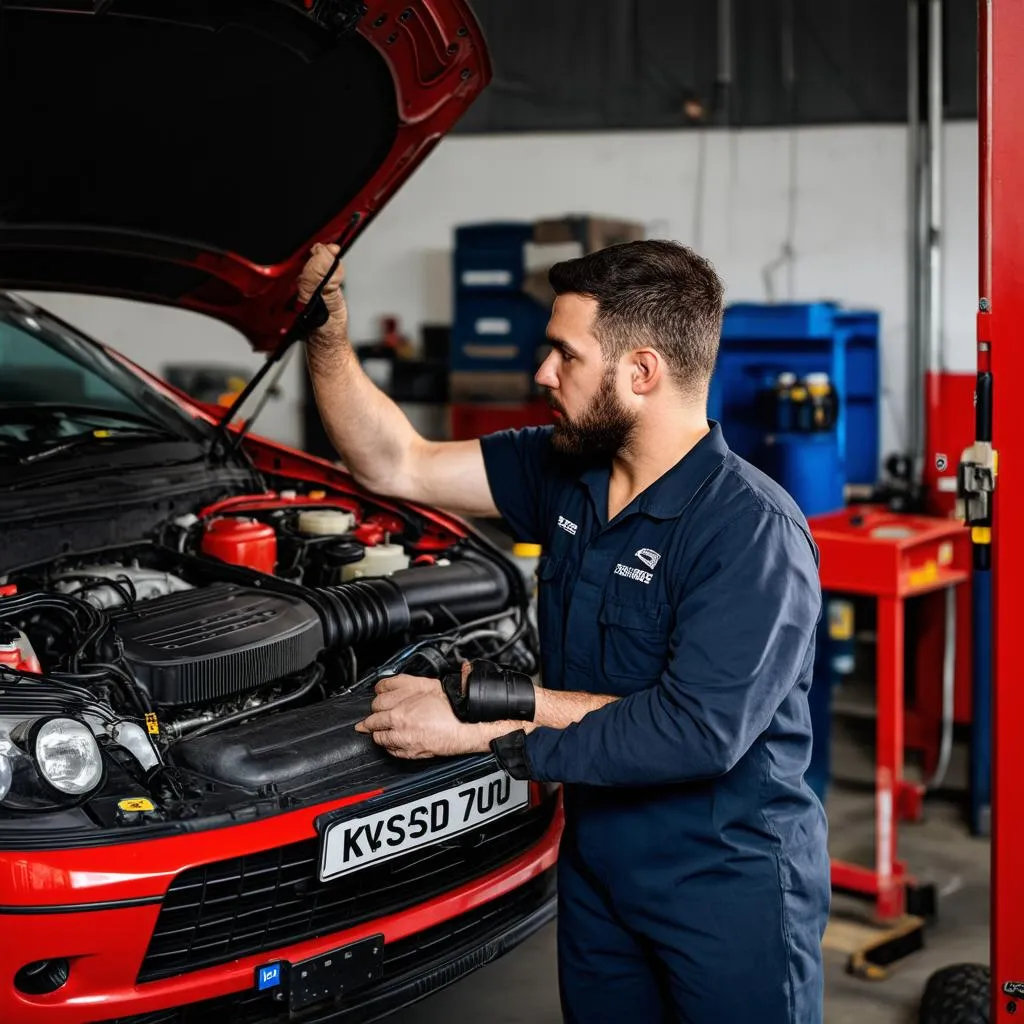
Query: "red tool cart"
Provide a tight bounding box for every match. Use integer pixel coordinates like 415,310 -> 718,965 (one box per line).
808,507 -> 972,922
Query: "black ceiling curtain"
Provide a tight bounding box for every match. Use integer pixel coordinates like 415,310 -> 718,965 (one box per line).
455,0 -> 979,134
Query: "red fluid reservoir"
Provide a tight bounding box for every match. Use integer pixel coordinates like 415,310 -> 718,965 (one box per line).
0,626 -> 42,673
201,516 -> 277,575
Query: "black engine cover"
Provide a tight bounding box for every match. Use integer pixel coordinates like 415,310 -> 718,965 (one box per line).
111,583 -> 324,705
173,689 -> 380,791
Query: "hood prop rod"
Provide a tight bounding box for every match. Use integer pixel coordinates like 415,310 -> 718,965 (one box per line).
210,219 -> 356,462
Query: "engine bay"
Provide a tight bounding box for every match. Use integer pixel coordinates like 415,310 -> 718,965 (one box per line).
0,490 -> 536,837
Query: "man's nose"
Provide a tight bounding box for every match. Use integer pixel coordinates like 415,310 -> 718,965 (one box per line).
535,352 -> 558,389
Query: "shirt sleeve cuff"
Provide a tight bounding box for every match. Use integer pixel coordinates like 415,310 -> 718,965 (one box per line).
489,729 -> 534,780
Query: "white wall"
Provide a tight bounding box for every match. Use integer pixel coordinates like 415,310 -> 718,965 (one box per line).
22,121 -> 979,459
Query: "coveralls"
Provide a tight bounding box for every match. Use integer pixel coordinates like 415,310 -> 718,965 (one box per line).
482,421 -> 830,1024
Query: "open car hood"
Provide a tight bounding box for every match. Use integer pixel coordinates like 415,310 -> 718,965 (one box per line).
0,0 -> 489,350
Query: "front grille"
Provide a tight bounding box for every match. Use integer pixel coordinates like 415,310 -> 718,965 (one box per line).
137,794 -> 556,983
104,869 -> 556,1024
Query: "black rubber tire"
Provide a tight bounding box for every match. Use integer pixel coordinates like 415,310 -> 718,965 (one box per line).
919,963 -> 991,1024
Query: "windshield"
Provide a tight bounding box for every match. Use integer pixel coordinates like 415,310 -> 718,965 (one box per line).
0,302 -> 206,457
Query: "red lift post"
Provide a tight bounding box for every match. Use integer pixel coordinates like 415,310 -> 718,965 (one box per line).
918,4 -> 1020,1019
984,0 -> 1022,1017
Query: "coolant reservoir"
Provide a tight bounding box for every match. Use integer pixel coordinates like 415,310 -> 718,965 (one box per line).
201,517 -> 277,575
341,543 -> 410,580
298,509 -> 356,536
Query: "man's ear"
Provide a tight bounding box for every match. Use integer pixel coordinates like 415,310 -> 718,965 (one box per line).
630,348 -> 663,395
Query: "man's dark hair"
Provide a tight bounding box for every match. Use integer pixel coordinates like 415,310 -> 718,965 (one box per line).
548,239 -> 725,395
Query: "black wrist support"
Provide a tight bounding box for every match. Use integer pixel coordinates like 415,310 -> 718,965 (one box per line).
442,659 -> 536,723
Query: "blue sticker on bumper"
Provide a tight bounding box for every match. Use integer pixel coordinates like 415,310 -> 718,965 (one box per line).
257,963 -> 282,990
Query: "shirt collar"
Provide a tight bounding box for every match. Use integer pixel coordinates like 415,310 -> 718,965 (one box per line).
579,420 -> 730,524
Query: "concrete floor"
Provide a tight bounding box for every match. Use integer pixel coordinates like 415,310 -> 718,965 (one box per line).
388,710 -> 990,1024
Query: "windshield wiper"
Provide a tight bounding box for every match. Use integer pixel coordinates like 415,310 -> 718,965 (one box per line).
13,426 -> 181,465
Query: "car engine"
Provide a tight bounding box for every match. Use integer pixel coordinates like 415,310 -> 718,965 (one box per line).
0,491 -> 536,826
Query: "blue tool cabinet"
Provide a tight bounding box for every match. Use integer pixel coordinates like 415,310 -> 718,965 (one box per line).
708,302 -> 881,515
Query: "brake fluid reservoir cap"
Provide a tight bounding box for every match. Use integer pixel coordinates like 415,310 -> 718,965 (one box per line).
298,509 -> 356,536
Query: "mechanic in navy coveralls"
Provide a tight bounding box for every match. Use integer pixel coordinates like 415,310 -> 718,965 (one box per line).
300,238 -> 830,1024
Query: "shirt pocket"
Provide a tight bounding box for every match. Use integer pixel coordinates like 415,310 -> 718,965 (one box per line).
598,597 -> 673,688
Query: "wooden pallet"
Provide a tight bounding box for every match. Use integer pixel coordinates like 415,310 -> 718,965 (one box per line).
823,913 -> 928,980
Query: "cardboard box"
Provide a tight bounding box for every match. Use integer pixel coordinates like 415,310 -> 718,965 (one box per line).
522,215 -> 646,308
449,370 -> 536,402
532,215 -> 645,253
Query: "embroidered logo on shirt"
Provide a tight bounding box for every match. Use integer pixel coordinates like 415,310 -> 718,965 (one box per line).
614,564 -> 653,584
635,547 -> 661,570
557,515 -> 578,536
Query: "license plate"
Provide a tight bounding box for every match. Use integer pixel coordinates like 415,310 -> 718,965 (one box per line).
255,935 -> 384,1013
289,935 -> 383,1011
318,768 -> 530,882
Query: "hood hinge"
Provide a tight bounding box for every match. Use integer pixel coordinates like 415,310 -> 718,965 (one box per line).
304,0 -> 368,35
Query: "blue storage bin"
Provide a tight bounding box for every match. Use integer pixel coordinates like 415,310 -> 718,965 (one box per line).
454,222 -> 534,250
450,294 -> 549,373
454,247 -> 525,293
453,222 -> 534,297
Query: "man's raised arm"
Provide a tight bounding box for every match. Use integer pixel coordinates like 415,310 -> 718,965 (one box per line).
300,243 -> 499,518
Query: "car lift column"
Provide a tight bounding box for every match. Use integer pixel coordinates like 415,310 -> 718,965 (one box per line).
984,2 -> 1024,1019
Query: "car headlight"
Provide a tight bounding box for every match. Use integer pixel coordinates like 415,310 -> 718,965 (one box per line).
30,718 -> 103,796
0,750 -> 11,802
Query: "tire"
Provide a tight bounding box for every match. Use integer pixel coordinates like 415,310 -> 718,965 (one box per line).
919,963 -> 991,1024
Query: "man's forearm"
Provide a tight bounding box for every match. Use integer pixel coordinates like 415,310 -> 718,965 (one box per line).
467,687 -> 619,751
534,687 -> 619,728
305,323 -> 425,496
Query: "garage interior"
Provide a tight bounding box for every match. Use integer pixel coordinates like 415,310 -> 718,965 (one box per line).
1,0 -> 1017,1021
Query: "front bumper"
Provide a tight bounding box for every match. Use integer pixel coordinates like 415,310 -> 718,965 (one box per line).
104,869 -> 556,1024
1,779 -> 562,1023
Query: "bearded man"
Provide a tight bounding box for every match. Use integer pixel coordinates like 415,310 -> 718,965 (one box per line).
299,239 -> 830,1024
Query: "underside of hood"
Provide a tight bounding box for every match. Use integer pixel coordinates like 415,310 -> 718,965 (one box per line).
0,0 -> 490,349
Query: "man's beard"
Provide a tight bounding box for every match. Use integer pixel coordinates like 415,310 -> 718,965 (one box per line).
547,369 -> 638,458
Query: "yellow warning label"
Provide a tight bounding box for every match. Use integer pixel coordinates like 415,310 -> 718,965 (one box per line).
908,561 -> 939,587
145,712 -> 160,735
118,798 -> 155,813
828,601 -> 854,641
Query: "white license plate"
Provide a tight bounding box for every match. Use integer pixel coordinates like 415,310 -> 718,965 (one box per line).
318,769 -> 530,882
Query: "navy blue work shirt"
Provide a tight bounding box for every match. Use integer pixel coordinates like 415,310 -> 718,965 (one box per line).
481,421 -> 828,874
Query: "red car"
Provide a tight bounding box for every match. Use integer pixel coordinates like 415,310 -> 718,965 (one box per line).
0,2 -> 562,1021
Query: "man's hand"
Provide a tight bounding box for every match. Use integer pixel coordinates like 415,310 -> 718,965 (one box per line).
298,242 -> 348,341
355,674 -> 490,759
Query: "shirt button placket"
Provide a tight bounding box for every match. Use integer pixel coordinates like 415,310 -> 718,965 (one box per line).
563,536 -> 616,683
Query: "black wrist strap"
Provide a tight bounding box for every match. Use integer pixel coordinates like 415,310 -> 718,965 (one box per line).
490,730 -> 532,780
442,659 -> 536,723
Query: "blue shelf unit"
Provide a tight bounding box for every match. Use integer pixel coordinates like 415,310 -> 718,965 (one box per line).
451,222 -> 549,377
708,302 -> 881,517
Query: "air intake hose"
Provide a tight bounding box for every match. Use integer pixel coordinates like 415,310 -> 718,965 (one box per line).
314,558 -> 511,650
